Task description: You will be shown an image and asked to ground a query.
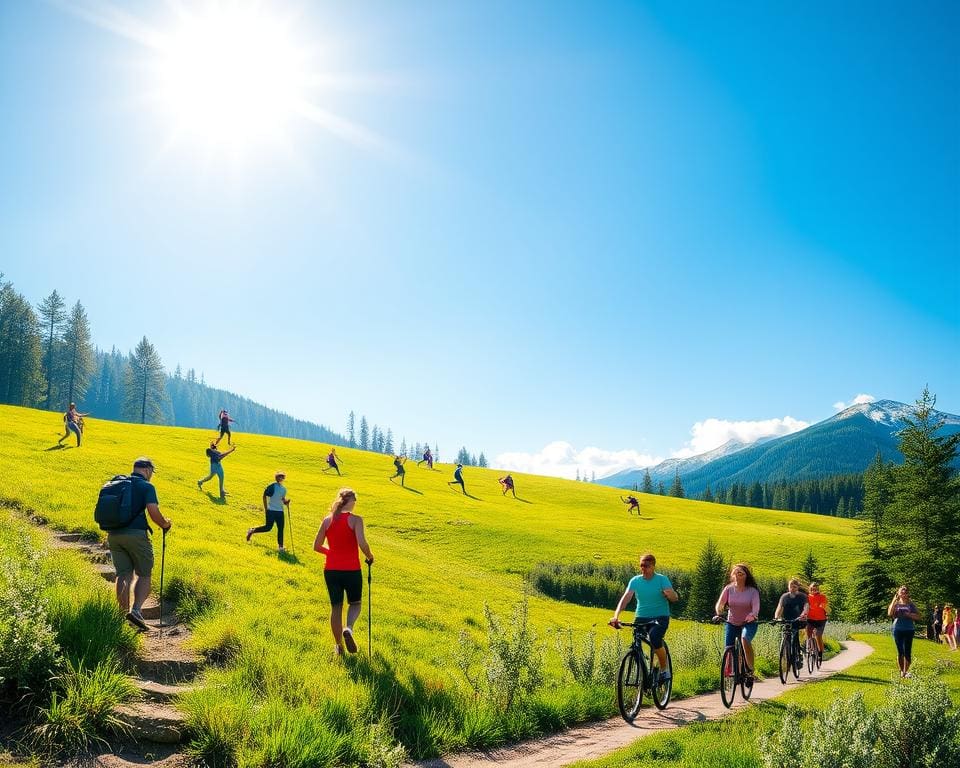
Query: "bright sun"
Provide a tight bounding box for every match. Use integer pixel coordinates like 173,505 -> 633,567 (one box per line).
154,5 -> 308,153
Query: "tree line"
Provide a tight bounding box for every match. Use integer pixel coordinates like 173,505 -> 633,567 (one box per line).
0,275 -> 343,443
344,410 -> 487,466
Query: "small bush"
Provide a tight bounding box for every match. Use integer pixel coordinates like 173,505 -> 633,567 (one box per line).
875,676 -> 959,768
555,627 -> 623,684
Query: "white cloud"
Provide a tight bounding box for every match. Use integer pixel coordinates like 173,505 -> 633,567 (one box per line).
670,416 -> 809,459
494,441 -> 661,481
833,393 -> 876,411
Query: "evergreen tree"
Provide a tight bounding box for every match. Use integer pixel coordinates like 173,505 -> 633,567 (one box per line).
748,481 -> 763,508
799,550 -> 821,584
385,428 -> 394,455
0,278 -> 43,407
371,425 -> 381,452
123,336 -> 166,424
61,301 -> 94,407
478,452 -> 488,468
850,546 -> 897,621
400,437 -> 407,458
358,416 -> 369,450
37,290 -> 67,410
686,538 -> 727,620
642,468 -> 654,494
347,411 -> 356,447
702,484 -> 714,503
669,471 -> 684,498
434,444 -> 439,463
657,481 -> 666,496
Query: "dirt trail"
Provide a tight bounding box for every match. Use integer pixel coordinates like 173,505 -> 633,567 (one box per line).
414,640 -> 874,768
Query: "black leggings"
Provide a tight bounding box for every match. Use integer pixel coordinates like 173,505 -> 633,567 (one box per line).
251,509 -> 285,547
893,629 -> 914,662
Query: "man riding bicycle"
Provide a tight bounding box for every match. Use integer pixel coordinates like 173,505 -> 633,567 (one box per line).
609,552 -> 679,682
774,578 -> 809,656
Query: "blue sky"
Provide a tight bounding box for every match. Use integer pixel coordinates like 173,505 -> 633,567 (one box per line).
2,0 -> 957,479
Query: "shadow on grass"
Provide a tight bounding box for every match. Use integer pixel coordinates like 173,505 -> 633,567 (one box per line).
513,497 -> 533,504
45,444 -> 70,451
402,486 -> 424,495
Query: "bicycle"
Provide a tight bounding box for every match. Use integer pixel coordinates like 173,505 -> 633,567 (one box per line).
770,618 -> 806,683
713,617 -> 755,709
610,620 -> 673,721
805,628 -> 821,672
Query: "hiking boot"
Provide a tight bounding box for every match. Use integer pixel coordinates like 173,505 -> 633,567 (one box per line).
246,528 -> 254,542
342,627 -> 358,654
125,611 -> 149,632
197,480 -> 203,490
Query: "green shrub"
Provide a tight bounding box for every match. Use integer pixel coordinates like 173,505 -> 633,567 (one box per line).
875,676 -> 960,768
555,626 -> 623,684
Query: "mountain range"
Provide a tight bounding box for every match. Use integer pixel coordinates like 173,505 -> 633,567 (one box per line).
597,399 -> 960,497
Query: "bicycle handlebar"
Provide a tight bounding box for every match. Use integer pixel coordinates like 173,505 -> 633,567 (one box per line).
609,619 -> 660,629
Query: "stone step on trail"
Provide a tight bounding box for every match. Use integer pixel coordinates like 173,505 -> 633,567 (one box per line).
136,657 -> 201,686
95,563 -> 117,582
114,701 -> 186,744
134,678 -> 195,704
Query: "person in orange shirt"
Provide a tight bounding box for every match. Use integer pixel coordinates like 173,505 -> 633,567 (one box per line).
806,582 -> 830,662
314,488 -> 374,656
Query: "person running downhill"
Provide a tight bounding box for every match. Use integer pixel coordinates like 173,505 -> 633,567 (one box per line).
389,455 -> 407,486
248,472 -> 290,552
58,403 -> 89,447
105,457 -> 172,632
774,578 -> 809,658
888,585 -> 922,678
448,463 -> 466,494
198,441 -> 236,500
715,563 -> 761,682
499,474 -> 516,497
806,582 -> 829,661
609,552 -> 679,682
215,409 -> 235,446
314,488 -> 374,656
417,447 -> 433,469
323,448 -> 342,476
621,495 -> 640,515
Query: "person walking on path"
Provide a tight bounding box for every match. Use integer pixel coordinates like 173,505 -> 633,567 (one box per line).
106,457 -> 172,631
448,463 -> 467,494
198,441 -> 236,499
806,582 -> 829,661
888,585 -> 922,676
248,472 -> 290,552
323,448 -> 342,476
58,402 -> 89,447
715,563 -> 761,681
621,495 -> 640,515
215,409 -> 235,446
389,455 -> 407,486
609,552 -> 679,681
417,447 -> 433,469
499,474 -> 516,498
313,488 -> 374,656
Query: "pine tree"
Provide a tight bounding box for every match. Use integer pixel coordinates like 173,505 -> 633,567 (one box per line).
642,469 -> 654,494
358,416 -> 369,450
478,452 -> 488,468
347,411 -> 356,447
123,337 -> 166,424
37,290 -> 67,410
669,471 -> 684,498
400,437 -> 407,458
748,481 -> 763,508
657,481 -> 665,496
702,484 -> 714,503
0,278 -> 43,407
385,429 -> 394,455
686,538 -> 727,620
799,550 -> 821,584
61,301 -> 94,407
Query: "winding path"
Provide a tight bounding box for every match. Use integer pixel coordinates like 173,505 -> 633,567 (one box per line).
414,640 -> 873,768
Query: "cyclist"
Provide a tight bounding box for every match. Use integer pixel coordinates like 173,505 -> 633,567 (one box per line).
774,578 -> 809,663
609,552 -> 679,683
806,582 -> 829,662
715,563 -> 760,681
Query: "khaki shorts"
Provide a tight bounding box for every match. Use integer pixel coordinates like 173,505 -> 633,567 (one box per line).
107,531 -> 154,577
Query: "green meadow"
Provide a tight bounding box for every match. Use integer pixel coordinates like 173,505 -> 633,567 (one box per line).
0,404 -> 865,764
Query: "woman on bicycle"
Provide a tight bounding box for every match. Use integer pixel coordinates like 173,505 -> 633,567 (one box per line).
806,582 -> 829,662
314,488 -> 374,656
609,552 -> 679,680
888,585 -> 921,677
715,563 -> 761,680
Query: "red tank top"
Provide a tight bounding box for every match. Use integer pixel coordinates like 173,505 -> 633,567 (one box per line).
324,513 -> 360,571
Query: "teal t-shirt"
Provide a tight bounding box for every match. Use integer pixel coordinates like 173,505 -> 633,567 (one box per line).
627,572 -> 673,618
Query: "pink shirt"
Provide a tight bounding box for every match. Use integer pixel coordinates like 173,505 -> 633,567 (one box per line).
720,584 -> 760,625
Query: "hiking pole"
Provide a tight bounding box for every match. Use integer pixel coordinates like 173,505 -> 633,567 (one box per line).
287,501 -> 294,555
159,527 -> 167,639
366,560 -> 373,654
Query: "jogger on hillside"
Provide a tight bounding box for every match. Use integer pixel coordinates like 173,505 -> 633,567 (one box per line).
621,495 -> 640,515
499,474 -> 516,497
248,472 -> 290,552
198,441 -> 236,500
58,403 -> 89,447
417,447 -> 433,469
448,463 -> 466,495
105,457 -> 172,631
215,409 -> 235,446
314,488 -> 374,656
389,455 -> 407,486
323,448 -> 342,476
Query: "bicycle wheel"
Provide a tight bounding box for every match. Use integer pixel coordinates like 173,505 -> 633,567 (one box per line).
806,636 -> 815,673
778,637 -> 790,684
720,647 -> 737,709
617,650 -> 644,722
791,635 -> 802,679
740,644 -> 754,700
650,643 -> 672,710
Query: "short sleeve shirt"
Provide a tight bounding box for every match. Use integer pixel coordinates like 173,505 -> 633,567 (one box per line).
265,482 -> 287,512
111,474 -> 159,534
627,572 -> 673,618
779,592 -> 809,621
892,602 -> 918,631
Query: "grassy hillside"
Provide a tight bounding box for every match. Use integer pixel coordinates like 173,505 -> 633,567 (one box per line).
0,404 -> 863,763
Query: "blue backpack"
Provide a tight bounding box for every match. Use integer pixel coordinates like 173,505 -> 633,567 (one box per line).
94,475 -> 136,531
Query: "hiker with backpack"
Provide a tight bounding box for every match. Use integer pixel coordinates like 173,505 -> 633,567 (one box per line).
96,457 -> 172,631
58,402 -> 89,447
215,409 -> 235,446
198,440 -> 236,500
247,471 -> 290,552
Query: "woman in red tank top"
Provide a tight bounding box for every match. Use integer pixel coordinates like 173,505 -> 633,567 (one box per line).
314,488 -> 374,655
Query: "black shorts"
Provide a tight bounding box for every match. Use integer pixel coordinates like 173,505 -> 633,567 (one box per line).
806,619 -> 827,631
219,425 -> 231,435
324,569 -> 362,605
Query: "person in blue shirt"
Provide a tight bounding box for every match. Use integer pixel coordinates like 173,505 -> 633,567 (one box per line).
888,585 -> 922,678
609,552 -> 679,680
448,463 -> 466,494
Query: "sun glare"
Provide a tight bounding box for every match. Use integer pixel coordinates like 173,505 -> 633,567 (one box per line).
154,5 -> 308,153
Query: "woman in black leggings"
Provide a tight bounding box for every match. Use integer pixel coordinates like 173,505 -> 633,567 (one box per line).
887,585 -> 922,678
